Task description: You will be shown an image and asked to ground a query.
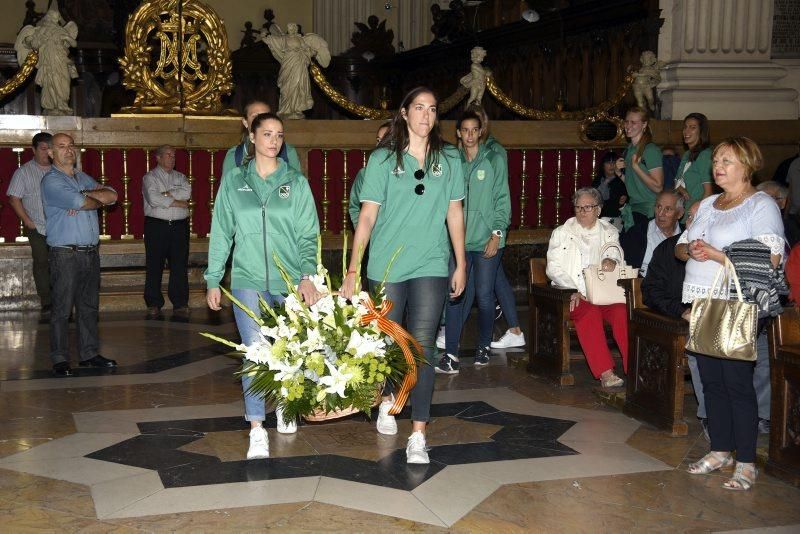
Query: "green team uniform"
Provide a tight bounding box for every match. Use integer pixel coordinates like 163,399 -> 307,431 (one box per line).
623,142 -> 663,218
349,167 -> 366,229
462,144 -> 511,251
358,146 -> 465,283
676,147 -> 712,222
221,141 -> 301,177
205,159 -> 319,293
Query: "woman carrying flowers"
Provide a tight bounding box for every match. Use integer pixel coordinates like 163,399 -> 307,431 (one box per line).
205,112 -> 321,460
341,86 -> 468,464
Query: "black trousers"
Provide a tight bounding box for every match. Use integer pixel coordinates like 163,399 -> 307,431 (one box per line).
144,217 -> 189,309
49,247 -> 100,364
695,353 -> 758,463
620,211 -> 650,269
24,228 -> 51,308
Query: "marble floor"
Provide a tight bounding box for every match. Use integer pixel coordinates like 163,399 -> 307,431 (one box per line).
1,307 -> 799,532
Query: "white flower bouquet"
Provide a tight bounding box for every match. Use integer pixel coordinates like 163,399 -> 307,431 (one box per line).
202,236 -> 422,424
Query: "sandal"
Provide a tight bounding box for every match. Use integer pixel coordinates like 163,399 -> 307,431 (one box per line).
687,451 -> 734,475
723,462 -> 757,491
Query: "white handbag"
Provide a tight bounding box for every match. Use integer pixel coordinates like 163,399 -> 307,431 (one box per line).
582,243 -> 638,305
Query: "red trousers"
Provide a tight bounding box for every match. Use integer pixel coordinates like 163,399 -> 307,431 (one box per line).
569,300 -> 629,379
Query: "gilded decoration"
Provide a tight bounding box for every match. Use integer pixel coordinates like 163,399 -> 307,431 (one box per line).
119,0 -> 233,114
0,50 -> 39,100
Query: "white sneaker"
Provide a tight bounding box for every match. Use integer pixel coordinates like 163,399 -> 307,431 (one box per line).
247,426 -> 269,459
406,431 -> 430,464
275,405 -> 297,434
490,329 -> 526,349
435,326 -> 446,350
376,398 -> 398,435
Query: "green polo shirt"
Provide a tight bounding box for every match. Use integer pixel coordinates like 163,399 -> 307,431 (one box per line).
349,167 -> 365,229
359,146 -> 465,283
624,142 -> 663,218
677,147 -> 712,222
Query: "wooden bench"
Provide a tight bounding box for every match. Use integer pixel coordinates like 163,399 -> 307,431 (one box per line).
618,278 -> 689,436
527,258 -> 577,385
767,306 -> 800,487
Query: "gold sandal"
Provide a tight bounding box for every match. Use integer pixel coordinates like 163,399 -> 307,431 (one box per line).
723,462 -> 757,491
687,451 -> 734,475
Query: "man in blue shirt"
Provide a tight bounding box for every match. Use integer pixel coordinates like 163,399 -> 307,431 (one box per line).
41,133 -> 118,377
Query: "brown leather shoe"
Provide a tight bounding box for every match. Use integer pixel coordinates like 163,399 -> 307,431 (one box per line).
146,307 -> 162,319
172,307 -> 191,321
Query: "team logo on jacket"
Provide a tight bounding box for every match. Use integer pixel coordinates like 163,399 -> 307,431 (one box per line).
391,166 -> 405,175
237,185 -> 253,192
279,185 -> 291,198
477,170 -> 485,180
432,163 -> 443,177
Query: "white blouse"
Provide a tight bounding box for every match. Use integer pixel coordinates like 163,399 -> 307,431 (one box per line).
678,192 -> 785,303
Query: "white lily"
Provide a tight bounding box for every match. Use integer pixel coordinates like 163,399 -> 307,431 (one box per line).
345,329 -> 385,359
274,357 -> 304,382
318,359 -> 352,399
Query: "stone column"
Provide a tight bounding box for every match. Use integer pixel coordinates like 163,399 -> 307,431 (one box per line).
657,0 -> 798,119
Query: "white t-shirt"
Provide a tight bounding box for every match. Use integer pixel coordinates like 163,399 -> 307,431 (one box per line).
678,192 -> 785,302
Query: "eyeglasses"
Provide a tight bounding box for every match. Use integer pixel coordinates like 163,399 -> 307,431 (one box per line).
574,204 -> 598,213
414,169 -> 425,195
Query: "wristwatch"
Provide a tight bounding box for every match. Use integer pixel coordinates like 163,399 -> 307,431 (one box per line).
300,274 -> 312,281
491,230 -> 503,238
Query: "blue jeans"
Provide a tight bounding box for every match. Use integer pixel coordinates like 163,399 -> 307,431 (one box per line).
232,289 -> 285,422
494,263 -> 520,329
369,276 -> 448,423
445,250 -> 504,355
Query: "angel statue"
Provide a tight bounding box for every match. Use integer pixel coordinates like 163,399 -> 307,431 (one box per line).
262,23 -> 331,119
460,46 -> 490,107
631,50 -> 665,112
15,0 -> 78,115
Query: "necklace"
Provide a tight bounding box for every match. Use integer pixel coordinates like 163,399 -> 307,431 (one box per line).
715,189 -> 750,210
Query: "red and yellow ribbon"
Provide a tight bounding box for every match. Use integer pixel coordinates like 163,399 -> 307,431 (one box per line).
359,295 -> 422,415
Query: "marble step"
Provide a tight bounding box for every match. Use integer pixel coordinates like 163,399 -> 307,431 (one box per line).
99,285 -> 210,312
101,267 -> 207,289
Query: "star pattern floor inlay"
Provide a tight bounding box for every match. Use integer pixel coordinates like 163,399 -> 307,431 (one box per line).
86,401 -> 578,490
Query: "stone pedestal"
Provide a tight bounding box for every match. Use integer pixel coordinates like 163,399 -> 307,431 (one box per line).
657,0 -> 798,119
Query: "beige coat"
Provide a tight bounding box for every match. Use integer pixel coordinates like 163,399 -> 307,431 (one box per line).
545,217 -> 621,295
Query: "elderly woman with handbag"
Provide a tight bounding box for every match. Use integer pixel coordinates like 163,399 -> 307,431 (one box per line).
676,137 -> 785,491
546,187 -> 630,388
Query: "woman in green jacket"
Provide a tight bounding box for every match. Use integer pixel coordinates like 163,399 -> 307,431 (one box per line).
674,112 -> 713,221
619,106 -> 664,268
205,112 -> 321,460
341,86 -> 467,465
437,109 -> 511,374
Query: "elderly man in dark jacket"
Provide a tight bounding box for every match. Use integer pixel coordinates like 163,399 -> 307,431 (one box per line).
642,203 -> 708,437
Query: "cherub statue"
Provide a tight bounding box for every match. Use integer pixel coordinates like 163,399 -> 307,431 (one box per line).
15,0 -> 78,115
240,21 -> 258,48
262,23 -> 331,119
460,46 -> 490,107
631,50 -> 665,111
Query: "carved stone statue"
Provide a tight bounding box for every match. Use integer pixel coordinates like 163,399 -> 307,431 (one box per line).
631,50 -> 665,111
350,15 -> 394,58
15,1 -> 78,115
460,46 -> 490,107
262,23 -> 331,120
431,0 -> 467,44
240,21 -> 258,48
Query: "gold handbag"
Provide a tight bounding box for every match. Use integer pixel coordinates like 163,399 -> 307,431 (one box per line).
685,259 -> 757,361
582,242 -> 638,305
